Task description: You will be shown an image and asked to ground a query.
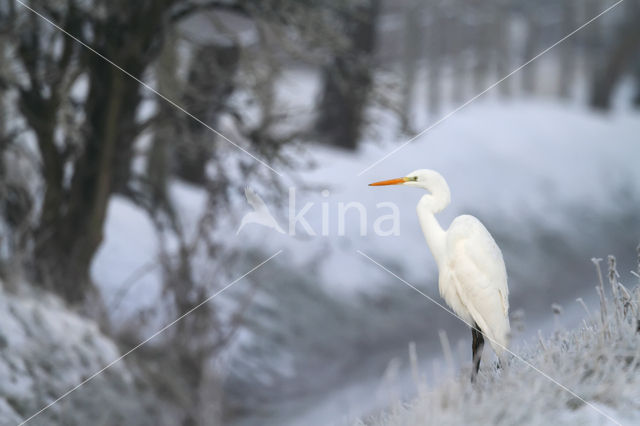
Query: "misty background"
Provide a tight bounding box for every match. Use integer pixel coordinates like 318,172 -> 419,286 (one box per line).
0,0 -> 639,425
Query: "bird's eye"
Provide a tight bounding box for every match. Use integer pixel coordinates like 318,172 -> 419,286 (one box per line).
409,176 -> 418,181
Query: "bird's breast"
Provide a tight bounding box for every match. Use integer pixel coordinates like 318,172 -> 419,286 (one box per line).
438,268 -> 473,324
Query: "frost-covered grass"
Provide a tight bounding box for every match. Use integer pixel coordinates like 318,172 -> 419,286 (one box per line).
0,281 -> 186,426
363,254 -> 640,426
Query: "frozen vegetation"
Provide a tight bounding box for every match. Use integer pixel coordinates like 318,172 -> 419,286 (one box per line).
363,255 -> 640,426
0,281 -> 182,426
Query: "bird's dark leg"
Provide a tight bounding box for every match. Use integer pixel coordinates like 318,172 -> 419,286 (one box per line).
471,322 -> 484,382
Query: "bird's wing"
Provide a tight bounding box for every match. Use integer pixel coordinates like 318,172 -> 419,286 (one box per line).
447,215 -> 510,351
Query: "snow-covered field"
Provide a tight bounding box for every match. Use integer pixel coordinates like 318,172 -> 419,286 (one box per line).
0,281 -> 177,426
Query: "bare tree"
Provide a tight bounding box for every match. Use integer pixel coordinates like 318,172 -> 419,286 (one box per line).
634,58 -> 640,107
2,0 -> 307,304
175,43 -> 239,184
426,0 -> 444,116
315,0 -> 381,150
400,0 -> 421,132
558,0 -> 577,98
583,0 -> 605,85
590,1 -> 640,110
3,1 -> 184,303
521,4 -> 540,94
447,0 -> 467,104
493,0 -> 512,97
471,1 -> 491,94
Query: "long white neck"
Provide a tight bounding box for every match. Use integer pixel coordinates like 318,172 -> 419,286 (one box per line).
416,178 -> 451,268
417,199 -> 447,267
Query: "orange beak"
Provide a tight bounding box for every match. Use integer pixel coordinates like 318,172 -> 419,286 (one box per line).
369,177 -> 407,186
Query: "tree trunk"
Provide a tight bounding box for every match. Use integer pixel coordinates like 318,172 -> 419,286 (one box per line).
172,43 -> 239,184
590,2 -> 640,110
521,8 -> 540,94
472,3 -> 490,94
426,1 -> 443,116
28,2 -> 173,303
315,0 -> 380,150
493,0 -> 511,97
634,60 -> 640,107
449,1 -> 466,104
35,64 -> 127,302
582,0 -> 604,86
400,0 -> 421,132
558,0 -> 577,98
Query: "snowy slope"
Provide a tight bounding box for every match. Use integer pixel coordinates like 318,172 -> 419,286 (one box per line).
0,281 -> 177,426
365,276 -> 640,426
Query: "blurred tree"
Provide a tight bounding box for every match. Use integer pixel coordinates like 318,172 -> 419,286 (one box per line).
590,1 -> 640,110
558,0 -> 577,98
447,0 -> 467,103
6,0 -> 177,303
493,0 -> 512,97
2,0 -> 325,302
521,4 -> 540,94
634,58 -> 640,107
400,0 -> 421,133
315,0 -> 380,150
174,43 -> 239,184
425,0 -> 444,116
471,1 -> 491,94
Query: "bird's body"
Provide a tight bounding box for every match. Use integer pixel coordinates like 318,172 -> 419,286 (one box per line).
370,169 -> 510,379
426,213 -> 510,355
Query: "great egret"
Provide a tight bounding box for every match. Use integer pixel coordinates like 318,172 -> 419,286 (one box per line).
370,169 -> 510,380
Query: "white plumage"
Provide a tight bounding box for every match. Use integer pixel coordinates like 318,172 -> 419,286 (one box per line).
441,214 -> 510,354
370,169 -> 510,378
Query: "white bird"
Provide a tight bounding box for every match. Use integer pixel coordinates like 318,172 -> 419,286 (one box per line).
237,187 -> 285,235
370,169 -> 510,380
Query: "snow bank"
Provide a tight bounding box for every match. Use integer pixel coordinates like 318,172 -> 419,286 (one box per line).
364,264 -> 640,426
0,282 -> 172,426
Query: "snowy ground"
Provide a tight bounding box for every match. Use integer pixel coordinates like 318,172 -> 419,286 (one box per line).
0,280 -> 179,426
365,272 -> 640,426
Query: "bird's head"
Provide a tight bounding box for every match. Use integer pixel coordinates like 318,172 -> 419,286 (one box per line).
369,169 -> 451,212
369,169 -> 442,190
